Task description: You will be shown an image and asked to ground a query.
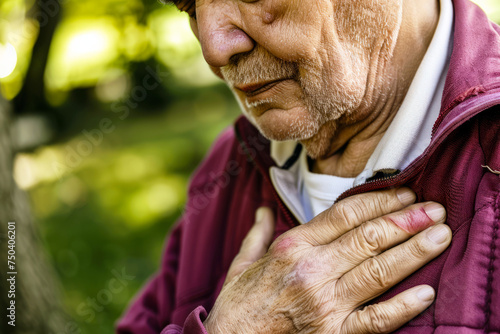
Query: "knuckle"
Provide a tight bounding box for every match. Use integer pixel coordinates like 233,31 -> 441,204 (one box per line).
397,297 -> 416,314
359,304 -> 392,333
335,192 -> 393,221
407,238 -> 431,259
365,258 -> 392,288
269,234 -> 299,259
359,222 -> 386,254
362,191 -> 393,214
330,200 -> 364,228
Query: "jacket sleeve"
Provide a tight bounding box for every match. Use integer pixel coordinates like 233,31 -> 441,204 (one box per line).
116,204 -> 215,334
116,127 -> 239,334
115,221 -> 208,334
160,307 -> 209,334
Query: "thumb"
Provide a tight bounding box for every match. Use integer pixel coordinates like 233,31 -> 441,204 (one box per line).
225,207 -> 275,285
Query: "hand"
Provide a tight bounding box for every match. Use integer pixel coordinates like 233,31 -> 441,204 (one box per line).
203,188 -> 451,333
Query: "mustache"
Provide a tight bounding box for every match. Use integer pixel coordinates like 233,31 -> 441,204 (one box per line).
220,49 -> 298,86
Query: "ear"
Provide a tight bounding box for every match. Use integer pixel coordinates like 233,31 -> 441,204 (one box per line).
189,17 -> 199,39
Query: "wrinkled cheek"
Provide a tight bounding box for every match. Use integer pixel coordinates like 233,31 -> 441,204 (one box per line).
231,97 -> 259,131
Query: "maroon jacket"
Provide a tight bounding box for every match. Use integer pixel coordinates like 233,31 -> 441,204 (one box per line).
117,0 -> 500,332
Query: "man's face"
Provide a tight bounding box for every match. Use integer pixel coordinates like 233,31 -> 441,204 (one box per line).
176,0 -> 403,158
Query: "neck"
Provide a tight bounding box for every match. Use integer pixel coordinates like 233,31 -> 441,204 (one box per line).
311,0 -> 440,177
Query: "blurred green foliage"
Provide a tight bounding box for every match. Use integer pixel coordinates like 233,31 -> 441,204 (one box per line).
2,0 -> 500,333
25,85 -> 239,333
2,0 -> 239,332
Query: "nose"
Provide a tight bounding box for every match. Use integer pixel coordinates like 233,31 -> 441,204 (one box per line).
194,4 -> 255,68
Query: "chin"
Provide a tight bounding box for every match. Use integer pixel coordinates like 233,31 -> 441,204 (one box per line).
249,113 -> 338,161
299,121 -> 339,160
249,106 -> 321,142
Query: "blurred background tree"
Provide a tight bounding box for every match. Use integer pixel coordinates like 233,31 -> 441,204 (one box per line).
0,0 -> 499,333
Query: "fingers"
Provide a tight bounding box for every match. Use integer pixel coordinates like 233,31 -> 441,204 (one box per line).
329,202 -> 446,273
301,188 -> 416,245
338,223 -> 452,306
224,207 -> 275,285
341,285 -> 435,334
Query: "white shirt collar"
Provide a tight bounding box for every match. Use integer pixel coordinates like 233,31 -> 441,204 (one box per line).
356,0 -> 454,185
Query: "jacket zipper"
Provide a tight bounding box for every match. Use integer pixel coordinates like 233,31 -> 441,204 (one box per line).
335,162 -> 422,203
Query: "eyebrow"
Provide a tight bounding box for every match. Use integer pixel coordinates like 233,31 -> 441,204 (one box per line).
160,0 -> 191,7
160,0 -> 196,14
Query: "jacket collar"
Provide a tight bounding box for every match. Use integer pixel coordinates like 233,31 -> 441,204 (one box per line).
434,0 -> 500,134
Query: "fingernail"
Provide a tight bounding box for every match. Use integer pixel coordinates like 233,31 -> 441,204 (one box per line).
427,225 -> 449,244
416,286 -> 435,302
424,203 -> 446,222
397,188 -> 416,205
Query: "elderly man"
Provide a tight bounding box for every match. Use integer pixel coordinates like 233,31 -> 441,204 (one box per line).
117,0 -> 500,332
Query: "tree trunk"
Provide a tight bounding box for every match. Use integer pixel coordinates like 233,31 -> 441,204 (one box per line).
0,96 -> 68,333
14,0 -> 61,114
